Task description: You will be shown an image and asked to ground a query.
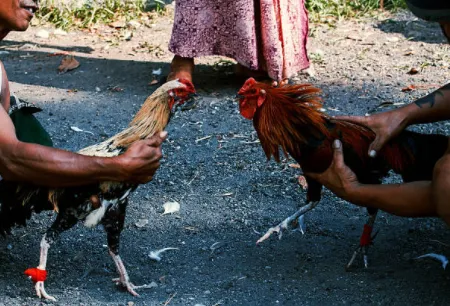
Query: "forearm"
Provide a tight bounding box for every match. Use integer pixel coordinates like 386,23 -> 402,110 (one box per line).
401,83 -> 450,126
0,141 -> 127,187
347,181 -> 436,218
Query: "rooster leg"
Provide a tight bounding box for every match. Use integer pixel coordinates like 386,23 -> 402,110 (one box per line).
103,198 -> 154,296
346,210 -> 378,269
256,201 -> 319,244
29,213 -> 78,301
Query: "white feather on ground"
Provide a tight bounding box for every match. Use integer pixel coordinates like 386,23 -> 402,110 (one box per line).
415,253 -> 449,269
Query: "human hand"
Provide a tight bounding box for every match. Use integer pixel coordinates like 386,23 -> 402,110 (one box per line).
337,109 -> 408,158
305,140 -> 360,201
119,131 -> 167,184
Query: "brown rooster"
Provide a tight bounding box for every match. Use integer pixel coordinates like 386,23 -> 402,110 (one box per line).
237,78 -> 448,269
0,79 -> 195,301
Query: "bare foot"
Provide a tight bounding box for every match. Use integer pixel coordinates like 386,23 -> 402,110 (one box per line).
167,55 -> 194,82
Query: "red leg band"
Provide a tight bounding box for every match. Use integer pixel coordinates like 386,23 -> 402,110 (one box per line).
359,224 -> 373,246
24,268 -> 47,282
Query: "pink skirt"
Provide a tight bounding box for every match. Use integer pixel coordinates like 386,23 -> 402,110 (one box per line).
169,0 -> 310,81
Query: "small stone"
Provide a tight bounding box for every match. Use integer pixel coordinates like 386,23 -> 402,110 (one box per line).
35,29 -> 49,39
54,28 -> 68,36
127,20 -> 141,29
127,302 -> 135,306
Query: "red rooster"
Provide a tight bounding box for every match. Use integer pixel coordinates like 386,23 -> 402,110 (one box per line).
0,79 -> 195,301
237,78 -> 448,268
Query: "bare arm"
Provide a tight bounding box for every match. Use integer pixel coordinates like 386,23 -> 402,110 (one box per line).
0,62 -> 164,187
338,83 -> 450,156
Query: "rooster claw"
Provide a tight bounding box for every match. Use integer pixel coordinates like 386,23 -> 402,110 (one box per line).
35,281 -> 56,301
112,278 -> 157,296
256,215 -> 300,244
256,202 -> 319,244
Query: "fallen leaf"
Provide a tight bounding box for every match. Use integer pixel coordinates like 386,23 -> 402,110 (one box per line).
297,175 -> 308,190
135,219 -> 149,228
162,201 -> 180,215
401,85 -> 416,92
70,126 -> 94,135
149,247 -> 179,261
289,163 -> 301,169
58,55 -> 80,74
407,68 -> 419,75
404,51 -> 414,56
149,79 -> 159,86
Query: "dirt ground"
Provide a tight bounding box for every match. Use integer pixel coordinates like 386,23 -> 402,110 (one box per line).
0,6 -> 450,306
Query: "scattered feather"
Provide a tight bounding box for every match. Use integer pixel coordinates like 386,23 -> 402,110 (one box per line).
162,201 -> 180,215
219,192 -> 233,197
210,242 -> 225,254
149,79 -> 159,85
149,247 -> 179,261
195,135 -> 212,143
135,219 -> 149,228
71,126 -> 94,135
289,163 -> 301,169
152,68 -> 162,75
415,253 -> 448,269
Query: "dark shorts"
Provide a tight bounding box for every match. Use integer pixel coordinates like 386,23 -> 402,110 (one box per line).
406,0 -> 450,22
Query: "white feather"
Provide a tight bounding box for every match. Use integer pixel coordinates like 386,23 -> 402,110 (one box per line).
149,247 -> 179,262
84,200 -> 114,228
415,253 -> 449,269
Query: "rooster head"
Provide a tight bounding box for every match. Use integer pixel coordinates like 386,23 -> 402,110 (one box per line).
168,78 -> 196,110
236,78 -> 267,120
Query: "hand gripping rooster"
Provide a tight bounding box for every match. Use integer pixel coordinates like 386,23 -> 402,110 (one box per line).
237,78 -> 448,269
0,79 -> 195,301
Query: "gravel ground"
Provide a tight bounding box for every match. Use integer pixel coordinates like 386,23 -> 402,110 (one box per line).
0,8 -> 449,306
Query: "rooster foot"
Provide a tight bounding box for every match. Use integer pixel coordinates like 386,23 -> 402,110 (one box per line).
34,281 -> 56,301
112,278 -> 156,297
346,231 -> 379,270
256,201 -> 319,244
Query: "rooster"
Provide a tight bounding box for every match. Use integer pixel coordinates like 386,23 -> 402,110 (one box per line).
0,79 -> 195,301
237,78 -> 448,269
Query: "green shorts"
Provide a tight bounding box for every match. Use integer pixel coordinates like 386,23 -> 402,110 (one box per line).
9,96 -> 53,147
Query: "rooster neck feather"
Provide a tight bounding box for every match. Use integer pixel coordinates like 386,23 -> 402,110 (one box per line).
79,80 -> 184,157
253,83 -> 330,161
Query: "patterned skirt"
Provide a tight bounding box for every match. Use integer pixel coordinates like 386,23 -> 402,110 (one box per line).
169,0 -> 310,81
